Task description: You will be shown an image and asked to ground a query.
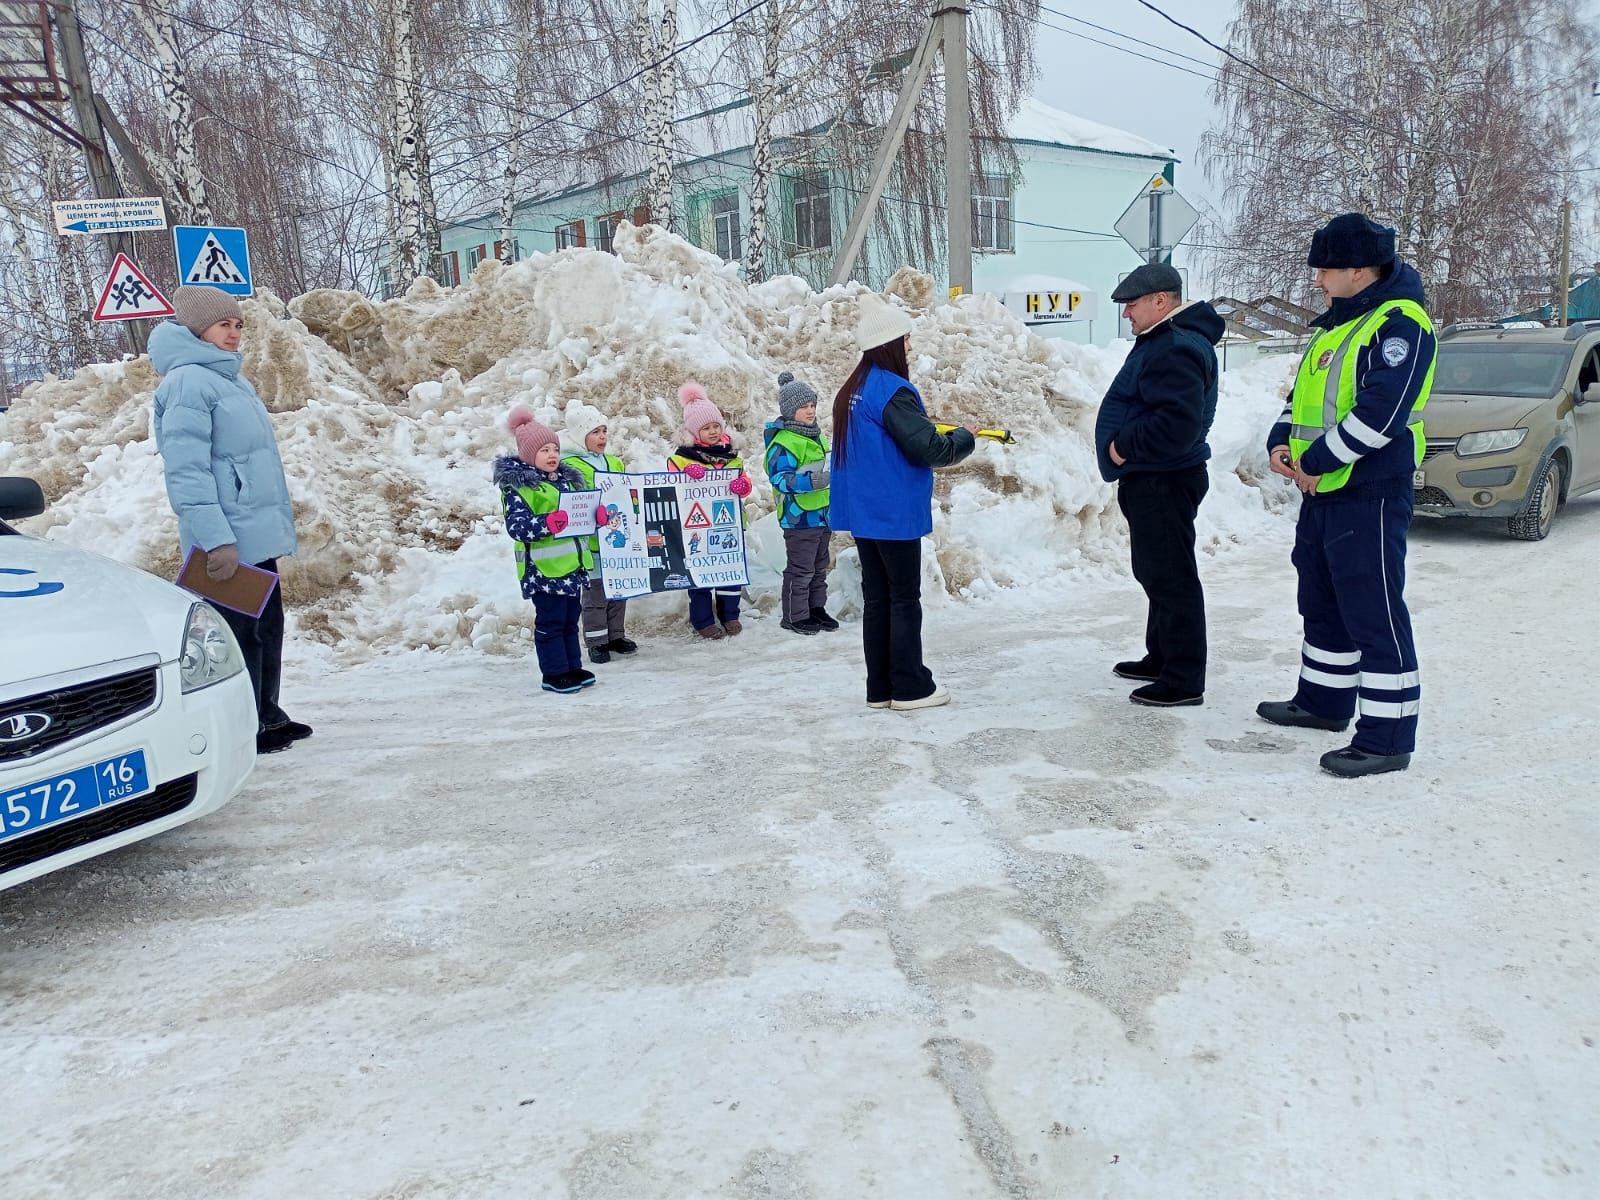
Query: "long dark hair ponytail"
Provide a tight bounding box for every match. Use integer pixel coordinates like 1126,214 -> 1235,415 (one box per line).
831,337 -> 910,469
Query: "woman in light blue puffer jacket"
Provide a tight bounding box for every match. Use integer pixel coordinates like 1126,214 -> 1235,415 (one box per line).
151,285 -> 308,755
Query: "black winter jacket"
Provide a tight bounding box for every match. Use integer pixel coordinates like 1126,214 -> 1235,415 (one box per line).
1095,301 -> 1224,481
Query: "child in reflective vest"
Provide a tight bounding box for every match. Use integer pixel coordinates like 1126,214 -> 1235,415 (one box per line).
494,407 -> 603,694
666,380 -> 752,640
560,403 -> 634,666
762,370 -> 836,636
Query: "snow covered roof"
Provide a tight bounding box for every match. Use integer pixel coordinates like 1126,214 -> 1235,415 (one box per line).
1005,98 -> 1174,160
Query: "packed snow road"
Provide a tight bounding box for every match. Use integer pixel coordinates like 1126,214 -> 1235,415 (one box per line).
3,508 -> 1596,1199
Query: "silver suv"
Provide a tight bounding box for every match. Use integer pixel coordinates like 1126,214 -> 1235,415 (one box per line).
1416,321 -> 1600,539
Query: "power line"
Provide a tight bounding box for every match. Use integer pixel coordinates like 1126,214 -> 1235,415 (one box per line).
106,10 -> 1134,245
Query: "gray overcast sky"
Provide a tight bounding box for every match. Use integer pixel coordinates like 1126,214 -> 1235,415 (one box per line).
1028,0 -> 1233,213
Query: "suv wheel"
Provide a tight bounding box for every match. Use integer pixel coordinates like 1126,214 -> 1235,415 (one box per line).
1507,456 -> 1563,541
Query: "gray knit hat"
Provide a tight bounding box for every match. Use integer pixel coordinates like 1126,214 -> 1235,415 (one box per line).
776,370 -> 818,421
171,285 -> 243,338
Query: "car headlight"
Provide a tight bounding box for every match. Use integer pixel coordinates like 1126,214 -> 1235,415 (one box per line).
1455,428 -> 1526,457
180,603 -> 245,693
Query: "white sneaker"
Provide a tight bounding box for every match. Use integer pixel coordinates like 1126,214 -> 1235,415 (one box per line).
866,700 -> 892,709
890,685 -> 950,711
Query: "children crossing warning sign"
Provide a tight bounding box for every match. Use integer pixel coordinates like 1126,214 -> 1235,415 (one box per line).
173,225 -> 253,295
683,501 -> 712,529
92,253 -> 174,322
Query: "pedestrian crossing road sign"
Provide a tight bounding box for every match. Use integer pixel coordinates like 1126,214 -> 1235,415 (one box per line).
92,253 -> 174,322
172,225 -> 253,295
711,500 -> 736,525
683,501 -> 712,529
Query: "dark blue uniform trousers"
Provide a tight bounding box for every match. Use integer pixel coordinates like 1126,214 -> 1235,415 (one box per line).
1291,494 -> 1420,755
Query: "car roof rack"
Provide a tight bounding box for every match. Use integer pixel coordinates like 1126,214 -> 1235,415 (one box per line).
1440,321 -> 1505,340
1562,320 -> 1600,340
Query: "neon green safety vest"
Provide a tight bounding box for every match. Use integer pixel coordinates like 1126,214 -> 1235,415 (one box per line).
506,482 -> 595,581
1289,297 -> 1435,493
561,451 -> 626,488
766,429 -> 830,510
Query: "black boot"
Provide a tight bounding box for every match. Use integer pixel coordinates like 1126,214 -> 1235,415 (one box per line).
1113,658 -> 1160,681
541,672 -> 586,694
256,725 -> 296,754
1257,699 -> 1349,732
1130,682 -> 1202,707
607,637 -> 638,654
782,617 -> 823,635
1321,744 -> 1411,778
589,645 -> 611,664
810,608 -> 840,631
571,669 -> 597,688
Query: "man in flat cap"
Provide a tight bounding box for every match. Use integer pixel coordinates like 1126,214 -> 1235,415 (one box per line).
1258,213 -> 1435,778
1094,263 -> 1225,707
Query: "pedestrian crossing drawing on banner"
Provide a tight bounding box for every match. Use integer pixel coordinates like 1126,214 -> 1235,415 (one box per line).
172,225 -> 254,296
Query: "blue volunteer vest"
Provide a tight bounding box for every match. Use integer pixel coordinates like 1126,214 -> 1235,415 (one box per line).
829,366 -> 934,539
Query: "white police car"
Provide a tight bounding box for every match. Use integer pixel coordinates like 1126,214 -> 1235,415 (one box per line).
1,477 -> 256,892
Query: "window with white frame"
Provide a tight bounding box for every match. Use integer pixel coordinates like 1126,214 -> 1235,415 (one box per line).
555,220 -> 585,249
711,192 -> 741,262
437,251 -> 460,288
791,173 -> 831,252
595,212 -> 624,254
972,174 -> 1014,253
466,243 -> 488,271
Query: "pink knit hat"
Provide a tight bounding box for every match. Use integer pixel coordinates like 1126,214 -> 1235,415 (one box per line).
508,406 -> 560,462
678,380 -> 725,442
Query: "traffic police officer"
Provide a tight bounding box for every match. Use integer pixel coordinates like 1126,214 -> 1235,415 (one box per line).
1259,213 -> 1435,777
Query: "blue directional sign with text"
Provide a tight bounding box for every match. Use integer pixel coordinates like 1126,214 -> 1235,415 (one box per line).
172,225 -> 253,296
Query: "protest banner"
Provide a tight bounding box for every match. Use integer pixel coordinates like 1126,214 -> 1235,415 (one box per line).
591,470 -> 749,600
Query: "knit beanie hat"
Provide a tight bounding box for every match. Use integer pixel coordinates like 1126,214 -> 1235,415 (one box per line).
1307,213 -> 1398,270
563,401 -> 609,447
508,406 -> 560,462
855,293 -> 914,352
678,380 -> 725,442
776,371 -> 818,422
171,285 -> 243,338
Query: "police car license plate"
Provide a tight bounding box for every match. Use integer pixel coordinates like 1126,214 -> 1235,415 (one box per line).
1413,470 -> 1425,488
0,750 -> 151,842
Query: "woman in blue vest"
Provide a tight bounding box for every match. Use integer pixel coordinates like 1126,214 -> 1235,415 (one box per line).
829,294 -> 975,710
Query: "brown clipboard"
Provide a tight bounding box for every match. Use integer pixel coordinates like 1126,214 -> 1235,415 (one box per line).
176,547 -> 279,618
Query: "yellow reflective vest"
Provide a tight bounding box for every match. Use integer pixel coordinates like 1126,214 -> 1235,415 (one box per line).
1288,297 -> 1434,493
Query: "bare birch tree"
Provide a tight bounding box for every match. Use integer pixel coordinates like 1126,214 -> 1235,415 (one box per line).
1201,0 -> 1599,320
134,0 -> 212,225
386,0 -> 425,281
742,0 -> 782,281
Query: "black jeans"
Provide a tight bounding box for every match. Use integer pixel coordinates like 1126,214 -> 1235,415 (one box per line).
1116,467 -> 1209,693
857,537 -> 936,703
218,558 -> 289,733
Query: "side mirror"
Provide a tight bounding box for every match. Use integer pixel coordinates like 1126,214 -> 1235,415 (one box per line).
0,477 -> 46,520
1583,382 -> 1600,405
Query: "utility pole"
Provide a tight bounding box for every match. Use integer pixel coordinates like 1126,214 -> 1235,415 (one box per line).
54,0 -> 146,353
943,2 -> 971,297
1556,198 -> 1572,328
830,0 -> 973,297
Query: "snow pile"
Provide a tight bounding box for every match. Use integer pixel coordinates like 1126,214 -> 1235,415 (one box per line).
0,223 -> 1297,656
